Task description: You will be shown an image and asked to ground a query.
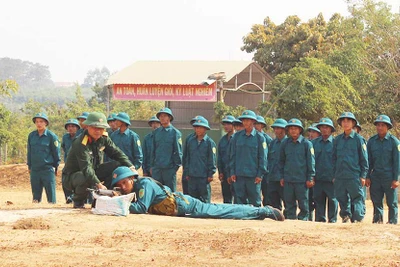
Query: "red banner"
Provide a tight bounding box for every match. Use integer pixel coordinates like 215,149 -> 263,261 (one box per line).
112,83 -> 217,102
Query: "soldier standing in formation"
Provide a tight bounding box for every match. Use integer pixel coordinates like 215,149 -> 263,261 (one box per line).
142,116 -> 161,177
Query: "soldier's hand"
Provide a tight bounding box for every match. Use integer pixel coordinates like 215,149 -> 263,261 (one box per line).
150,168 -> 152,176
96,183 -> 107,190
230,175 -> 236,183
360,178 -> 366,187
186,176 -> 190,181
365,178 -> 371,187
255,177 -> 262,184
143,173 -> 149,176
208,177 -> 213,183
219,173 -> 224,182
391,180 -> 399,189
280,179 -> 284,187
306,180 -> 314,188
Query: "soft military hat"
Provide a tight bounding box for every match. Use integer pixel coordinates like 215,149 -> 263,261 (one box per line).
238,110 -> 257,121
192,116 -> 211,130
77,112 -> 89,120
337,112 -> 357,126
111,166 -> 139,187
307,123 -> 321,134
190,115 -> 205,125
83,112 -> 109,128
148,115 -> 161,126
107,113 -> 117,122
115,112 -> 131,126
374,114 -> 393,129
221,115 -> 235,124
64,119 -> 81,130
317,118 -> 335,132
156,107 -> 174,122
286,118 -> 304,132
233,117 -> 243,125
256,115 -> 267,127
32,112 -> 49,125
271,118 -> 288,129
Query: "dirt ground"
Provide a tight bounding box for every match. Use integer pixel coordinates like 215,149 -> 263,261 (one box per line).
1,164 -> 400,266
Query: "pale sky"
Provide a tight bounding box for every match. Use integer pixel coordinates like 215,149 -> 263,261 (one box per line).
0,0 -> 399,83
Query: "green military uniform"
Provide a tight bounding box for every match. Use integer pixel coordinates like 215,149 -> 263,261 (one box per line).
151,108 -> 182,192
312,118 -> 338,223
218,115 -> 235,203
333,112 -> 368,223
142,116 -> 160,176
27,113 -> 60,203
266,119 -> 287,211
229,110 -> 267,207
62,112 -> 133,207
367,115 -> 399,224
279,118 -> 315,220
185,117 -> 217,203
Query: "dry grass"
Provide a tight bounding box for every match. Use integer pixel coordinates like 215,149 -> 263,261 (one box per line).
12,217 -> 50,230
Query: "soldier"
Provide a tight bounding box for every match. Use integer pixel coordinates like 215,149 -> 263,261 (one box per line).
229,110 -> 267,207
151,107 -> 182,192
333,112 -> 368,223
106,113 -> 118,136
182,115 -> 205,194
111,166 -> 284,221
142,116 -> 161,177
76,112 -> 89,136
110,112 -> 143,170
279,118 -> 315,220
313,118 -> 338,223
61,118 -> 80,203
266,118 -> 288,211
185,117 -> 216,203
366,115 -> 399,224
62,112 -> 134,208
27,112 -> 61,203
306,123 -> 321,221
255,115 -> 273,207
232,117 -> 244,132
218,115 -> 235,203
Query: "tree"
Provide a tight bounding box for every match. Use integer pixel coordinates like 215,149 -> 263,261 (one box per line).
82,67 -> 110,88
213,102 -> 246,123
0,79 -> 19,97
260,58 -> 360,124
241,13 -> 348,76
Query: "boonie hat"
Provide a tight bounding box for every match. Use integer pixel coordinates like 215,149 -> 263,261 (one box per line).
221,115 -> 235,124
238,110 -> 257,121
307,123 -> 321,134
148,115 -> 161,126
32,112 -> 49,125
317,118 -> 335,132
107,113 -> 117,122
256,115 -> 267,127
156,107 -> 174,122
374,114 -> 392,129
192,117 -> 211,130
77,112 -> 89,120
271,118 -> 288,129
64,119 -> 80,130
286,118 -> 304,132
337,112 -> 357,126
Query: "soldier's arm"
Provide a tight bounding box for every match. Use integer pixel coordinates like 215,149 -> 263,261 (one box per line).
172,130 -> 183,171
278,140 -> 286,179
306,141 -> 315,182
366,138 -> 373,178
142,135 -> 150,175
332,138 -> 337,179
129,181 -> 158,214
182,136 -> 189,177
131,133 -> 143,170
392,137 -> 400,182
217,140 -> 223,175
358,137 -> 369,179
228,135 -> 237,177
256,135 -> 267,178
51,133 -> 61,168
207,140 -> 217,178
27,133 -> 31,170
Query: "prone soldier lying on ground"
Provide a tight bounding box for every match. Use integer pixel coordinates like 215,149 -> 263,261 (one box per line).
110,166 -> 285,221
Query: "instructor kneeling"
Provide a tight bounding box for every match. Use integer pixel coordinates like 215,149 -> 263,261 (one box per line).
112,166 -> 285,221
62,112 -> 134,208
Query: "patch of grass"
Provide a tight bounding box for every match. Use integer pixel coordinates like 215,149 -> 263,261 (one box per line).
12,217 -> 50,230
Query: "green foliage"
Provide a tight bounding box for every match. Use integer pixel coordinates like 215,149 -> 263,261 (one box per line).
213,102 -> 246,123
0,79 -> 19,97
110,100 -> 164,120
261,58 -> 359,125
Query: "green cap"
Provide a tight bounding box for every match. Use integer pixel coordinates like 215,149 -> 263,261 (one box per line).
317,118 -> 335,132
157,107 -> 174,122
111,166 -> 138,187
221,115 -> 235,124
64,119 -> 80,130
337,112 -> 357,126
374,114 -> 393,129
238,110 -> 257,121
148,115 -> 161,126
115,112 -> 131,126
190,115 -> 205,125
192,117 -> 211,130
256,115 -> 267,127
271,118 -> 287,129
77,112 -> 89,120
32,112 -> 49,125
107,113 -> 117,122
307,123 -> 321,134
83,112 -> 109,128
286,118 -> 304,132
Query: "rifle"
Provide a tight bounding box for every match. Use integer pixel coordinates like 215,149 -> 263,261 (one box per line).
86,187 -> 122,197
